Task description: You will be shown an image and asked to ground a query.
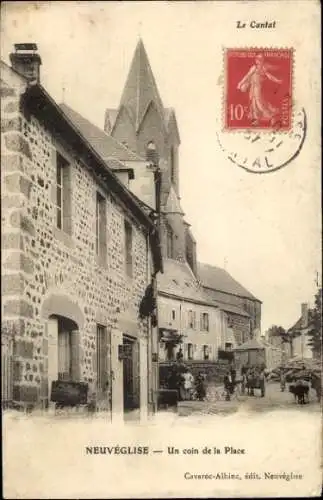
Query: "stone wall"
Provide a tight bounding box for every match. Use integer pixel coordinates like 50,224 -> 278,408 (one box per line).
1,79 -> 152,411
227,312 -> 251,345
211,289 -> 261,332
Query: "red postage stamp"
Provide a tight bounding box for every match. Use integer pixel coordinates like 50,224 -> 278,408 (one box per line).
224,48 -> 293,131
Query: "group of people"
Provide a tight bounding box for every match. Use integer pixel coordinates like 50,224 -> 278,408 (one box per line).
223,363 -> 267,399
167,363 -> 207,402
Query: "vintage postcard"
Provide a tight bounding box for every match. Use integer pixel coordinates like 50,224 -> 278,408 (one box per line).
1,1 -> 322,498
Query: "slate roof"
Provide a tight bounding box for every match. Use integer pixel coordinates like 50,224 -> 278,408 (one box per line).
202,288 -> 250,317
117,39 -> 165,132
163,185 -> 185,215
105,40 -> 180,140
288,317 -> 303,332
105,106 -> 177,137
198,262 -> 260,302
234,338 -> 266,351
59,103 -> 143,163
158,259 -> 210,303
104,108 -> 119,133
157,259 -> 250,318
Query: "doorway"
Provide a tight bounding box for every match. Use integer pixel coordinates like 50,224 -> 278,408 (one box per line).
123,335 -> 140,411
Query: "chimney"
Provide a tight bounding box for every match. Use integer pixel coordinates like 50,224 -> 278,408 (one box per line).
9,43 -> 42,84
301,303 -> 309,329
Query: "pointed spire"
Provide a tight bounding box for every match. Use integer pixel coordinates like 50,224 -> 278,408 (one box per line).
119,39 -> 165,132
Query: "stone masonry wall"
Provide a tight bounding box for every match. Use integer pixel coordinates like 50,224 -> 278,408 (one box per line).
1,81 -> 150,406
212,289 -> 261,332
226,312 -> 250,345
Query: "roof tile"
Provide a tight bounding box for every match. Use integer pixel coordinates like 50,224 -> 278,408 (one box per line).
198,262 -> 260,302
59,103 -> 143,163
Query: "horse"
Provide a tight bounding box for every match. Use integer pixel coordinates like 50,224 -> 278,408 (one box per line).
289,380 -> 310,405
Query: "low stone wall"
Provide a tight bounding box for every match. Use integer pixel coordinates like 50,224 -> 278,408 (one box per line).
159,360 -> 230,387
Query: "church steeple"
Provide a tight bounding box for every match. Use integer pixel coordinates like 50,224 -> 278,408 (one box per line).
105,39 -> 181,202
119,39 -> 165,132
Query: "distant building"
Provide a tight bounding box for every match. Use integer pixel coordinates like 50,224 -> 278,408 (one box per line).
287,303 -> 313,359
1,44 -> 162,419
198,263 -> 262,345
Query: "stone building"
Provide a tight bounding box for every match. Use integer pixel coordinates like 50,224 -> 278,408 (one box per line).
198,263 -> 262,345
287,303 -> 313,359
1,44 -> 162,420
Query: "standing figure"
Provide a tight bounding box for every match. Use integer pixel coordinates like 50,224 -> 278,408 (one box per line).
280,369 -> 286,392
180,369 -> 194,401
224,371 -> 233,401
176,347 -> 184,362
241,365 -> 248,395
237,54 -> 282,124
195,372 -> 207,401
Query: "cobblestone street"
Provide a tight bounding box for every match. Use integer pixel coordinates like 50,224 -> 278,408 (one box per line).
177,382 -> 321,416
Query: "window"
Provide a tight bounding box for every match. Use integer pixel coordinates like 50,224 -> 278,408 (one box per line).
188,309 -> 196,329
58,329 -> 72,380
171,309 -> 176,321
95,192 -> 107,261
170,146 -> 175,184
56,152 -> 71,232
124,220 -> 133,277
57,316 -> 78,381
201,312 -> 209,332
187,343 -> 194,360
203,345 -> 210,360
146,141 -> 158,167
96,325 -> 108,392
166,224 -> 174,259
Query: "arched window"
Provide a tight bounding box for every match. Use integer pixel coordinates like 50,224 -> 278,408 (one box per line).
146,141 -> 159,167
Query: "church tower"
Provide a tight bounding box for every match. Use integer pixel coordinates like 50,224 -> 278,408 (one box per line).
105,40 -> 196,273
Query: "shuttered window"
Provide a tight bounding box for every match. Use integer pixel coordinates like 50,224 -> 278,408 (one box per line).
96,192 -> 107,262
56,152 -> 71,233
188,310 -> 196,329
201,312 -> 209,332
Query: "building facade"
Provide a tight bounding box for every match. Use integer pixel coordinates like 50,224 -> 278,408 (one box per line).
1,45 -> 162,419
157,260 -> 228,362
198,263 -> 262,344
287,303 -> 313,359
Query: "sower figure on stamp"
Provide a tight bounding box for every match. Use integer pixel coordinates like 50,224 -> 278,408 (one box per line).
237,54 -> 282,125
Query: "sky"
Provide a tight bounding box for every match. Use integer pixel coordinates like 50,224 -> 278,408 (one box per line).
1,1 -> 321,333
